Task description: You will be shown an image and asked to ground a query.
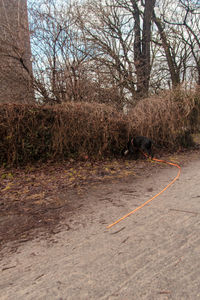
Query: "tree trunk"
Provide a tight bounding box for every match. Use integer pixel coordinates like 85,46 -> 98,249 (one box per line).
132,0 -> 156,99
153,12 -> 180,88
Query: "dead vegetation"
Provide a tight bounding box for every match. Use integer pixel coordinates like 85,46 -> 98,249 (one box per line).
0,102 -> 128,166
0,89 -> 200,167
128,89 -> 200,149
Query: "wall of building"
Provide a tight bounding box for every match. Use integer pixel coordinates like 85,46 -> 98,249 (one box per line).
0,0 -> 34,103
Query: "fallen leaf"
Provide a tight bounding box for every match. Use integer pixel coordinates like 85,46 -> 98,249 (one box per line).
26,193 -> 44,200
2,182 -> 13,191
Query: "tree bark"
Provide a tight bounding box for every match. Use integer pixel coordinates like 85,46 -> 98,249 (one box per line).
153,12 -> 180,88
132,0 -> 156,99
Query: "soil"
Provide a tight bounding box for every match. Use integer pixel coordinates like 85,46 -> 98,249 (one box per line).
0,151 -> 192,250
1,149 -> 200,299
0,151 -> 175,251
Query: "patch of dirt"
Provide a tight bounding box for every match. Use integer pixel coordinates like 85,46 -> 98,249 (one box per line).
0,149 -> 199,252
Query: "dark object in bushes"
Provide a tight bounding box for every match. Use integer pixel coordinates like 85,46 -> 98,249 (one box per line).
124,136 -> 153,159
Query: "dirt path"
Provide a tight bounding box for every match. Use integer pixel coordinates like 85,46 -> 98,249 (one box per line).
1,153 -> 200,299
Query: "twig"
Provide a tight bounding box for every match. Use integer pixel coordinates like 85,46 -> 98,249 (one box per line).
169,208 -> 199,215
2,265 -> 16,271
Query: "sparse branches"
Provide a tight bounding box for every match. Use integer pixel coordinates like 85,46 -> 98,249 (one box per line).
29,0 -> 200,104
158,0 -> 200,88
29,0 -> 93,103
75,0 -> 156,103
74,0 -> 137,104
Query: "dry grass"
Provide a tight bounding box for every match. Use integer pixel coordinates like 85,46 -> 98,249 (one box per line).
127,89 -> 200,149
0,89 -> 199,166
0,102 -> 129,166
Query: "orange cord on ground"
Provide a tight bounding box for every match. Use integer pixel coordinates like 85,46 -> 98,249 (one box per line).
107,157 -> 181,229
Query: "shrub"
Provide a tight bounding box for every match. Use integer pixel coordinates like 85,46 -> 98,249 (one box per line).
127,89 -> 200,149
0,89 -> 199,166
0,102 -> 129,166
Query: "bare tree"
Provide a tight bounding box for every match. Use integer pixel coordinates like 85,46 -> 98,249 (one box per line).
130,0 -> 156,97
158,0 -> 200,88
26,0 -> 200,105
29,0 -> 94,104
75,0 -> 135,103
152,12 -> 181,88
75,0 -> 156,103
177,0 -> 200,87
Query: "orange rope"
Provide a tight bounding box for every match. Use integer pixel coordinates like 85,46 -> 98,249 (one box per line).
107,157 -> 181,229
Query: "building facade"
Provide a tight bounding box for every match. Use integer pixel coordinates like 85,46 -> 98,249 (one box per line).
0,0 -> 33,103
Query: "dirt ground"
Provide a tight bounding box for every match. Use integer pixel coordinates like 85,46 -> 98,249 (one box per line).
0,150 -> 195,252
1,150 -> 200,299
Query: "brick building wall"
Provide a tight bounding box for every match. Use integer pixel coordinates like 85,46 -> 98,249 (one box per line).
0,0 -> 34,103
